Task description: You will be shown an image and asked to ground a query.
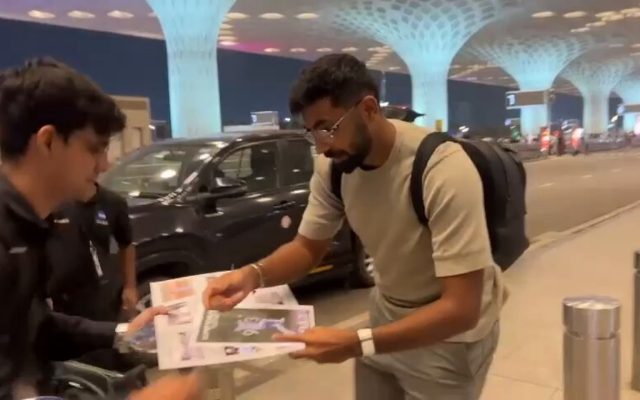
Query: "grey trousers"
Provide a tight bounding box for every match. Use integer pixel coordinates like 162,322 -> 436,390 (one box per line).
355,290 -> 500,400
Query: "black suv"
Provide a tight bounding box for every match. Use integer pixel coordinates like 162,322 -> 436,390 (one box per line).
100,131 -> 373,306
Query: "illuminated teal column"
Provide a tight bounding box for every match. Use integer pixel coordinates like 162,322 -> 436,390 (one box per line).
147,0 -> 235,137
470,33 -> 593,139
614,73 -> 640,133
562,58 -> 633,134
327,0 -> 517,130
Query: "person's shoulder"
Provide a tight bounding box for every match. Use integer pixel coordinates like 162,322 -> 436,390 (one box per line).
389,119 -> 462,162
389,119 -> 434,144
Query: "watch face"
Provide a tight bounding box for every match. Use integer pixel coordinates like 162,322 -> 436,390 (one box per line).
130,324 -> 158,353
116,323 -> 129,334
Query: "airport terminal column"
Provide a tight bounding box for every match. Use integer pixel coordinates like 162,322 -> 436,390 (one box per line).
326,0 -> 517,130
614,73 -> 640,134
563,296 -> 621,400
562,57 -> 633,135
147,0 -> 236,137
470,32 -> 594,140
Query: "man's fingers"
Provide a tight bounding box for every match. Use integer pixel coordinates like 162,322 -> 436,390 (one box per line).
202,281 -> 228,309
273,333 -> 305,342
221,291 -> 246,309
290,350 -> 308,359
147,305 -> 169,317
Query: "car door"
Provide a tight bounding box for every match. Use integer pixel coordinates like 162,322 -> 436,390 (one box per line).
281,138 -> 353,267
280,138 -> 315,241
197,140 -> 292,269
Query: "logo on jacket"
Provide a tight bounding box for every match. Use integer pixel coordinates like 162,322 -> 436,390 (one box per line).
96,210 -> 108,226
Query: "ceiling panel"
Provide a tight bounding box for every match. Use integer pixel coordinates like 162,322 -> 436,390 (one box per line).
0,0 -> 638,92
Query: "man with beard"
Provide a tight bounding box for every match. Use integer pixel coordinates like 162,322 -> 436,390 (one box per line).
203,54 -> 504,399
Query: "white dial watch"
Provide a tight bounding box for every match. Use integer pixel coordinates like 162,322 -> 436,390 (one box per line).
114,322 -> 131,353
357,328 -> 376,357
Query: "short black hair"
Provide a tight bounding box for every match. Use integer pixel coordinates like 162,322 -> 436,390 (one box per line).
0,57 -> 126,161
289,54 -> 379,115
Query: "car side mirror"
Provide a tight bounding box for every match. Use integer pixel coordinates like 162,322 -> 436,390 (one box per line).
209,177 -> 248,199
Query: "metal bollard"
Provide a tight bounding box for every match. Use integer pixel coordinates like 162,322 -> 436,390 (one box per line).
563,296 -> 621,400
632,251 -> 640,391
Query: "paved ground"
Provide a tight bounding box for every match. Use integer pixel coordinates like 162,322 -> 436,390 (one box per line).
296,147 -> 640,328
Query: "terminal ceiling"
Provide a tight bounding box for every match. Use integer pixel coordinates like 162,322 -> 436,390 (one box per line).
2,0 -> 639,95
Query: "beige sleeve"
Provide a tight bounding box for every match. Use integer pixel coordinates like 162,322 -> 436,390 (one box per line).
297,156 -> 346,241
423,143 -> 494,277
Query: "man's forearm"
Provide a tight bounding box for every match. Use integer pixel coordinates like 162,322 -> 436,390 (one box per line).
251,236 -> 329,288
119,246 -> 137,288
372,298 -> 480,354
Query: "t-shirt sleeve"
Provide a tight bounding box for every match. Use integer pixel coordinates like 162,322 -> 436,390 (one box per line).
423,143 -> 494,277
297,156 -> 346,241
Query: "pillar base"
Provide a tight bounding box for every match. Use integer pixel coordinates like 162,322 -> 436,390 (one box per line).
520,105 -> 549,139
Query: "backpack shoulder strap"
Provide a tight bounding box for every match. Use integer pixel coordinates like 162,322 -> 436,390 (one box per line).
329,161 -> 343,202
410,132 -> 456,226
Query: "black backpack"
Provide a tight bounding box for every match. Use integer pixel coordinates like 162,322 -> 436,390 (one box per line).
330,132 -> 529,271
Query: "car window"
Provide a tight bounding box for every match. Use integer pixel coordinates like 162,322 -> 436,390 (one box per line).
100,143 -> 226,198
283,139 -> 314,186
217,142 -> 279,192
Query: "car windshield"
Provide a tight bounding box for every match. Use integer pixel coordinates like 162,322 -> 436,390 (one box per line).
100,142 -> 227,198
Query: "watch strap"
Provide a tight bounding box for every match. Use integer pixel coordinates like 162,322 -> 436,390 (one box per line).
357,328 -> 376,356
114,323 -> 131,353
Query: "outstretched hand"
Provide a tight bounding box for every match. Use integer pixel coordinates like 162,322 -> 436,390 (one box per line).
202,268 -> 257,311
127,306 -> 168,335
274,327 -> 361,364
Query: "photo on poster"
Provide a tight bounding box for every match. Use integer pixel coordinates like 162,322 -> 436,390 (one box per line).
194,306 -> 314,346
160,278 -> 195,302
176,330 -> 204,363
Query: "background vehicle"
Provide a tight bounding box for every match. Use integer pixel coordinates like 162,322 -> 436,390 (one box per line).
381,105 -> 424,123
100,131 -> 374,308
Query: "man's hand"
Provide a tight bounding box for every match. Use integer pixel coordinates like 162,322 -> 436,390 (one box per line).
130,372 -> 204,400
122,285 -> 140,313
274,327 -> 361,364
127,306 -> 168,335
202,268 -> 258,311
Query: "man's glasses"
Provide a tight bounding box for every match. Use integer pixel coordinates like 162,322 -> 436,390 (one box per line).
302,99 -> 363,145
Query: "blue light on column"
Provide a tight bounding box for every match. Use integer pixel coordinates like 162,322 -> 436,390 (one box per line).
470,32 -> 594,138
614,73 -> 640,133
327,0 -> 519,130
147,0 -> 236,138
562,57 -> 634,134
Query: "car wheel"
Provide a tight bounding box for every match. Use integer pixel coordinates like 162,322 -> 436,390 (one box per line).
136,275 -> 171,312
349,240 -> 375,288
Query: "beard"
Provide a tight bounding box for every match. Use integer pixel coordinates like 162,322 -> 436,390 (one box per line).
325,118 -> 372,174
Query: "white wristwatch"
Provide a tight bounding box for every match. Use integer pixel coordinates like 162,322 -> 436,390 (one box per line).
114,323 -> 130,353
357,328 -> 376,357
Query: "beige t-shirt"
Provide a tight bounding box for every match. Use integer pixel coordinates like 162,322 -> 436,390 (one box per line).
298,119 -> 506,342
